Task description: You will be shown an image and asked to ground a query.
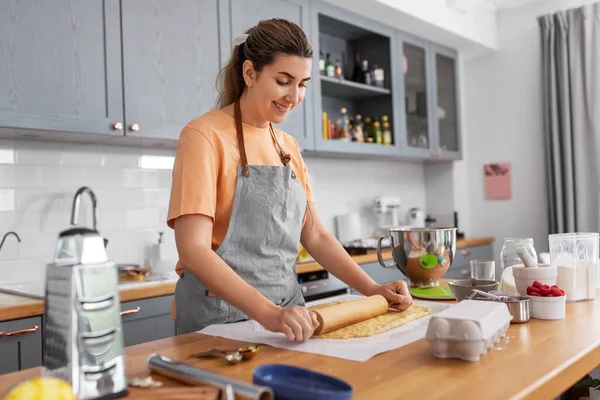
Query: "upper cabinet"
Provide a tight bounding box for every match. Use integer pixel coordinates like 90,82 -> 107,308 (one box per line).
220,0 -> 314,151
0,0 -> 462,160
309,2 -> 401,157
432,45 -> 461,160
398,34 -> 434,159
0,0 -> 124,136
121,0 -> 221,140
0,0 -> 221,141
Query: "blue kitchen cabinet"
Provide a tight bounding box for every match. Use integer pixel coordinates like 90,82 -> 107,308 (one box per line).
309,1 -> 403,158
120,295 -> 175,347
219,0 -> 314,151
444,243 -> 494,280
0,317 -> 42,374
120,0 -> 221,140
0,0 -> 124,137
431,44 -> 462,160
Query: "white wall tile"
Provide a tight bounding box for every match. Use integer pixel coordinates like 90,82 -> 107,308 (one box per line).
40,211 -> 71,234
0,165 -> 42,187
126,208 -> 159,228
17,233 -> 56,261
16,189 -> 66,212
103,146 -> 141,168
0,211 -> 41,235
0,236 -> 19,261
61,144 -> 105,167
0,189 -> 16,212
16,141 -> 62,165
142,188 -> 170,208
123,170 -> 158,188
0,149 -> 16,164
0,259 -> 44,283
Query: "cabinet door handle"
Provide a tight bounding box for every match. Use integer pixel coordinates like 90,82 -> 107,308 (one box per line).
0,325 -> 39,338
112,122 -> 123,131
460,269 -> 470,276
129,123 -> 140,132
120,307 -> 141,317
460,250 -> 471,256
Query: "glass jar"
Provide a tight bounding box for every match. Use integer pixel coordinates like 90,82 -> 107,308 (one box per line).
500,238 -> 538,293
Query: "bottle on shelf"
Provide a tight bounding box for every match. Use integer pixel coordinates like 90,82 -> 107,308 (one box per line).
351,52 -> 361,82
337,107 -> 351,141
325,53 -> 334,77
352,114 -> 365,142
319,51 -> 325,76
361,60 -> 371,85
373,120 -> 382,144
372,64 -> 384,88
382,115 -> 392,145
334,60 -> 343,79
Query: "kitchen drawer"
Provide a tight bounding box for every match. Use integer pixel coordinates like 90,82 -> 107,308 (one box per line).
0,317 -> 42,374
120,295 -> 175,347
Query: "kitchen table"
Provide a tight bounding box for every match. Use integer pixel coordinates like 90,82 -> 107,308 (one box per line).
1,290 -> 599,399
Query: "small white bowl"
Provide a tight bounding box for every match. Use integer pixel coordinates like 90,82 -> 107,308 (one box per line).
512,264 -> 557,296
528,295 -> 566,320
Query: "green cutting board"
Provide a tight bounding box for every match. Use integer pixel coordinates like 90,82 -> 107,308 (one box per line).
410,285 -> 455,300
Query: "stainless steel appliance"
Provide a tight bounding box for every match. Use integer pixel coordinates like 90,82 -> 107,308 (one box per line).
42,189 -> 128,399
377,227 -> 457,287
297,270 -> 348,302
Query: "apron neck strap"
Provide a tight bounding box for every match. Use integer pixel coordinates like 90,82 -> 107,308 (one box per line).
234,98 -> 293,175
234,99 -> 250,177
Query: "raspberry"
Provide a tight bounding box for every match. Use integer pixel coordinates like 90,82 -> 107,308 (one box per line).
540,285 -> 552,295
546,294 -> 554,297
533,280 -> 543,289
528,286 -> 541,294
551,287 -> 563,297
529,291 -> 541,296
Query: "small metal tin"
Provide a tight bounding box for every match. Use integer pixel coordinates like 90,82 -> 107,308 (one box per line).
468,290 -> 531,323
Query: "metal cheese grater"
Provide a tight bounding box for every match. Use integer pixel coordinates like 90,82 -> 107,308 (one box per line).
42,223 -> 128,398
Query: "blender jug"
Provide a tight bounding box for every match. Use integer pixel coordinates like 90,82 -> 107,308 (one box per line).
549,232 -> 599,302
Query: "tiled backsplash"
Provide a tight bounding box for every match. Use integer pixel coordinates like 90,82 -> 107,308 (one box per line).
0,139 -> 427,283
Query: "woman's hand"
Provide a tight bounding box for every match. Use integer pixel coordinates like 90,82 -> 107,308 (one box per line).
371,280 -> 413,311
258,306 -> 320,342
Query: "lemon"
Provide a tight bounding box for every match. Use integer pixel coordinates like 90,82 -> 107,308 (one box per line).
3,377 -> 75,400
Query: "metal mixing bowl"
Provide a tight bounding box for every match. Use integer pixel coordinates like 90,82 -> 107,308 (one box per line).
377,227 -> 457,287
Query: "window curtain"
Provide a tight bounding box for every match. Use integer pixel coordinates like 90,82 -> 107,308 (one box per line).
538,3 -> 600,234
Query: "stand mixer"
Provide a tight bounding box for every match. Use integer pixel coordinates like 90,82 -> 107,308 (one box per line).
374,196 -> 402,236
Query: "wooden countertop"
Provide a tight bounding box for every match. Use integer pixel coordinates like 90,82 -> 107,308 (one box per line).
297,236 -> 495,274
1,290 -> 599,400
0,237 -> 494,322
0,281 -> 177,323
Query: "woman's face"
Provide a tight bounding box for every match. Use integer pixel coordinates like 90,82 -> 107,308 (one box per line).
244,54 -> 312,125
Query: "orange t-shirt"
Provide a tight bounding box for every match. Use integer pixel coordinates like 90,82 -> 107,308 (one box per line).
167,108 -> 315,274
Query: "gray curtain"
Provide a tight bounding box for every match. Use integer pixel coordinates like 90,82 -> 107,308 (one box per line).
539,3 -> 600,234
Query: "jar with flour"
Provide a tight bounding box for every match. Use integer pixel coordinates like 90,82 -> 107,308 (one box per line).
549,232 -> 599,302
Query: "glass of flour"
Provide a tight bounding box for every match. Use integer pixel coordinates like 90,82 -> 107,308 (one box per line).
549,232 -> 599,302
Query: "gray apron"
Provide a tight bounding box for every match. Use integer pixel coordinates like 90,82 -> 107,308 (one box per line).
175,99 -> 307,335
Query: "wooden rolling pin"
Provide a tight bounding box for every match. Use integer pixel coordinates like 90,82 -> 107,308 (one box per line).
312,295 -> 389,335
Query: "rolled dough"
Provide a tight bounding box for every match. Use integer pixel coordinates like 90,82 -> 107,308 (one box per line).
309,301 -> 432,339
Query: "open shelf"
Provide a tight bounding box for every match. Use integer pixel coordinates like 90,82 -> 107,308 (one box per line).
320,76 -> 391,99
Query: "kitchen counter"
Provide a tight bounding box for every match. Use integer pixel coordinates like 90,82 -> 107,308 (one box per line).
1,290 -> 599,399
0,281 -> 176,322
0,236 -> 493,322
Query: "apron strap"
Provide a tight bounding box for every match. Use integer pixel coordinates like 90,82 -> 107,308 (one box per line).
234,98 -> 296,178
234,99 -> 250,177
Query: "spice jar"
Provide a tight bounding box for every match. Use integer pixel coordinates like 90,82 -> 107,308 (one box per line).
500,238 -> 538,294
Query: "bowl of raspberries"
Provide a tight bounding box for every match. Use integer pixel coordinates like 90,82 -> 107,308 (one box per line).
526,280 -> 566,320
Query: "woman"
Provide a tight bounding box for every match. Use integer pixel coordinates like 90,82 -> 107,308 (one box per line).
167,18 -> 412,342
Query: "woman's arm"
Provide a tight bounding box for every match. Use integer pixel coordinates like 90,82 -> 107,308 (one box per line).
300,203 -> 412,310
174,214 -> 318,340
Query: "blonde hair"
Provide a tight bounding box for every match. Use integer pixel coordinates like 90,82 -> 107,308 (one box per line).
216,18 -> 312,108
